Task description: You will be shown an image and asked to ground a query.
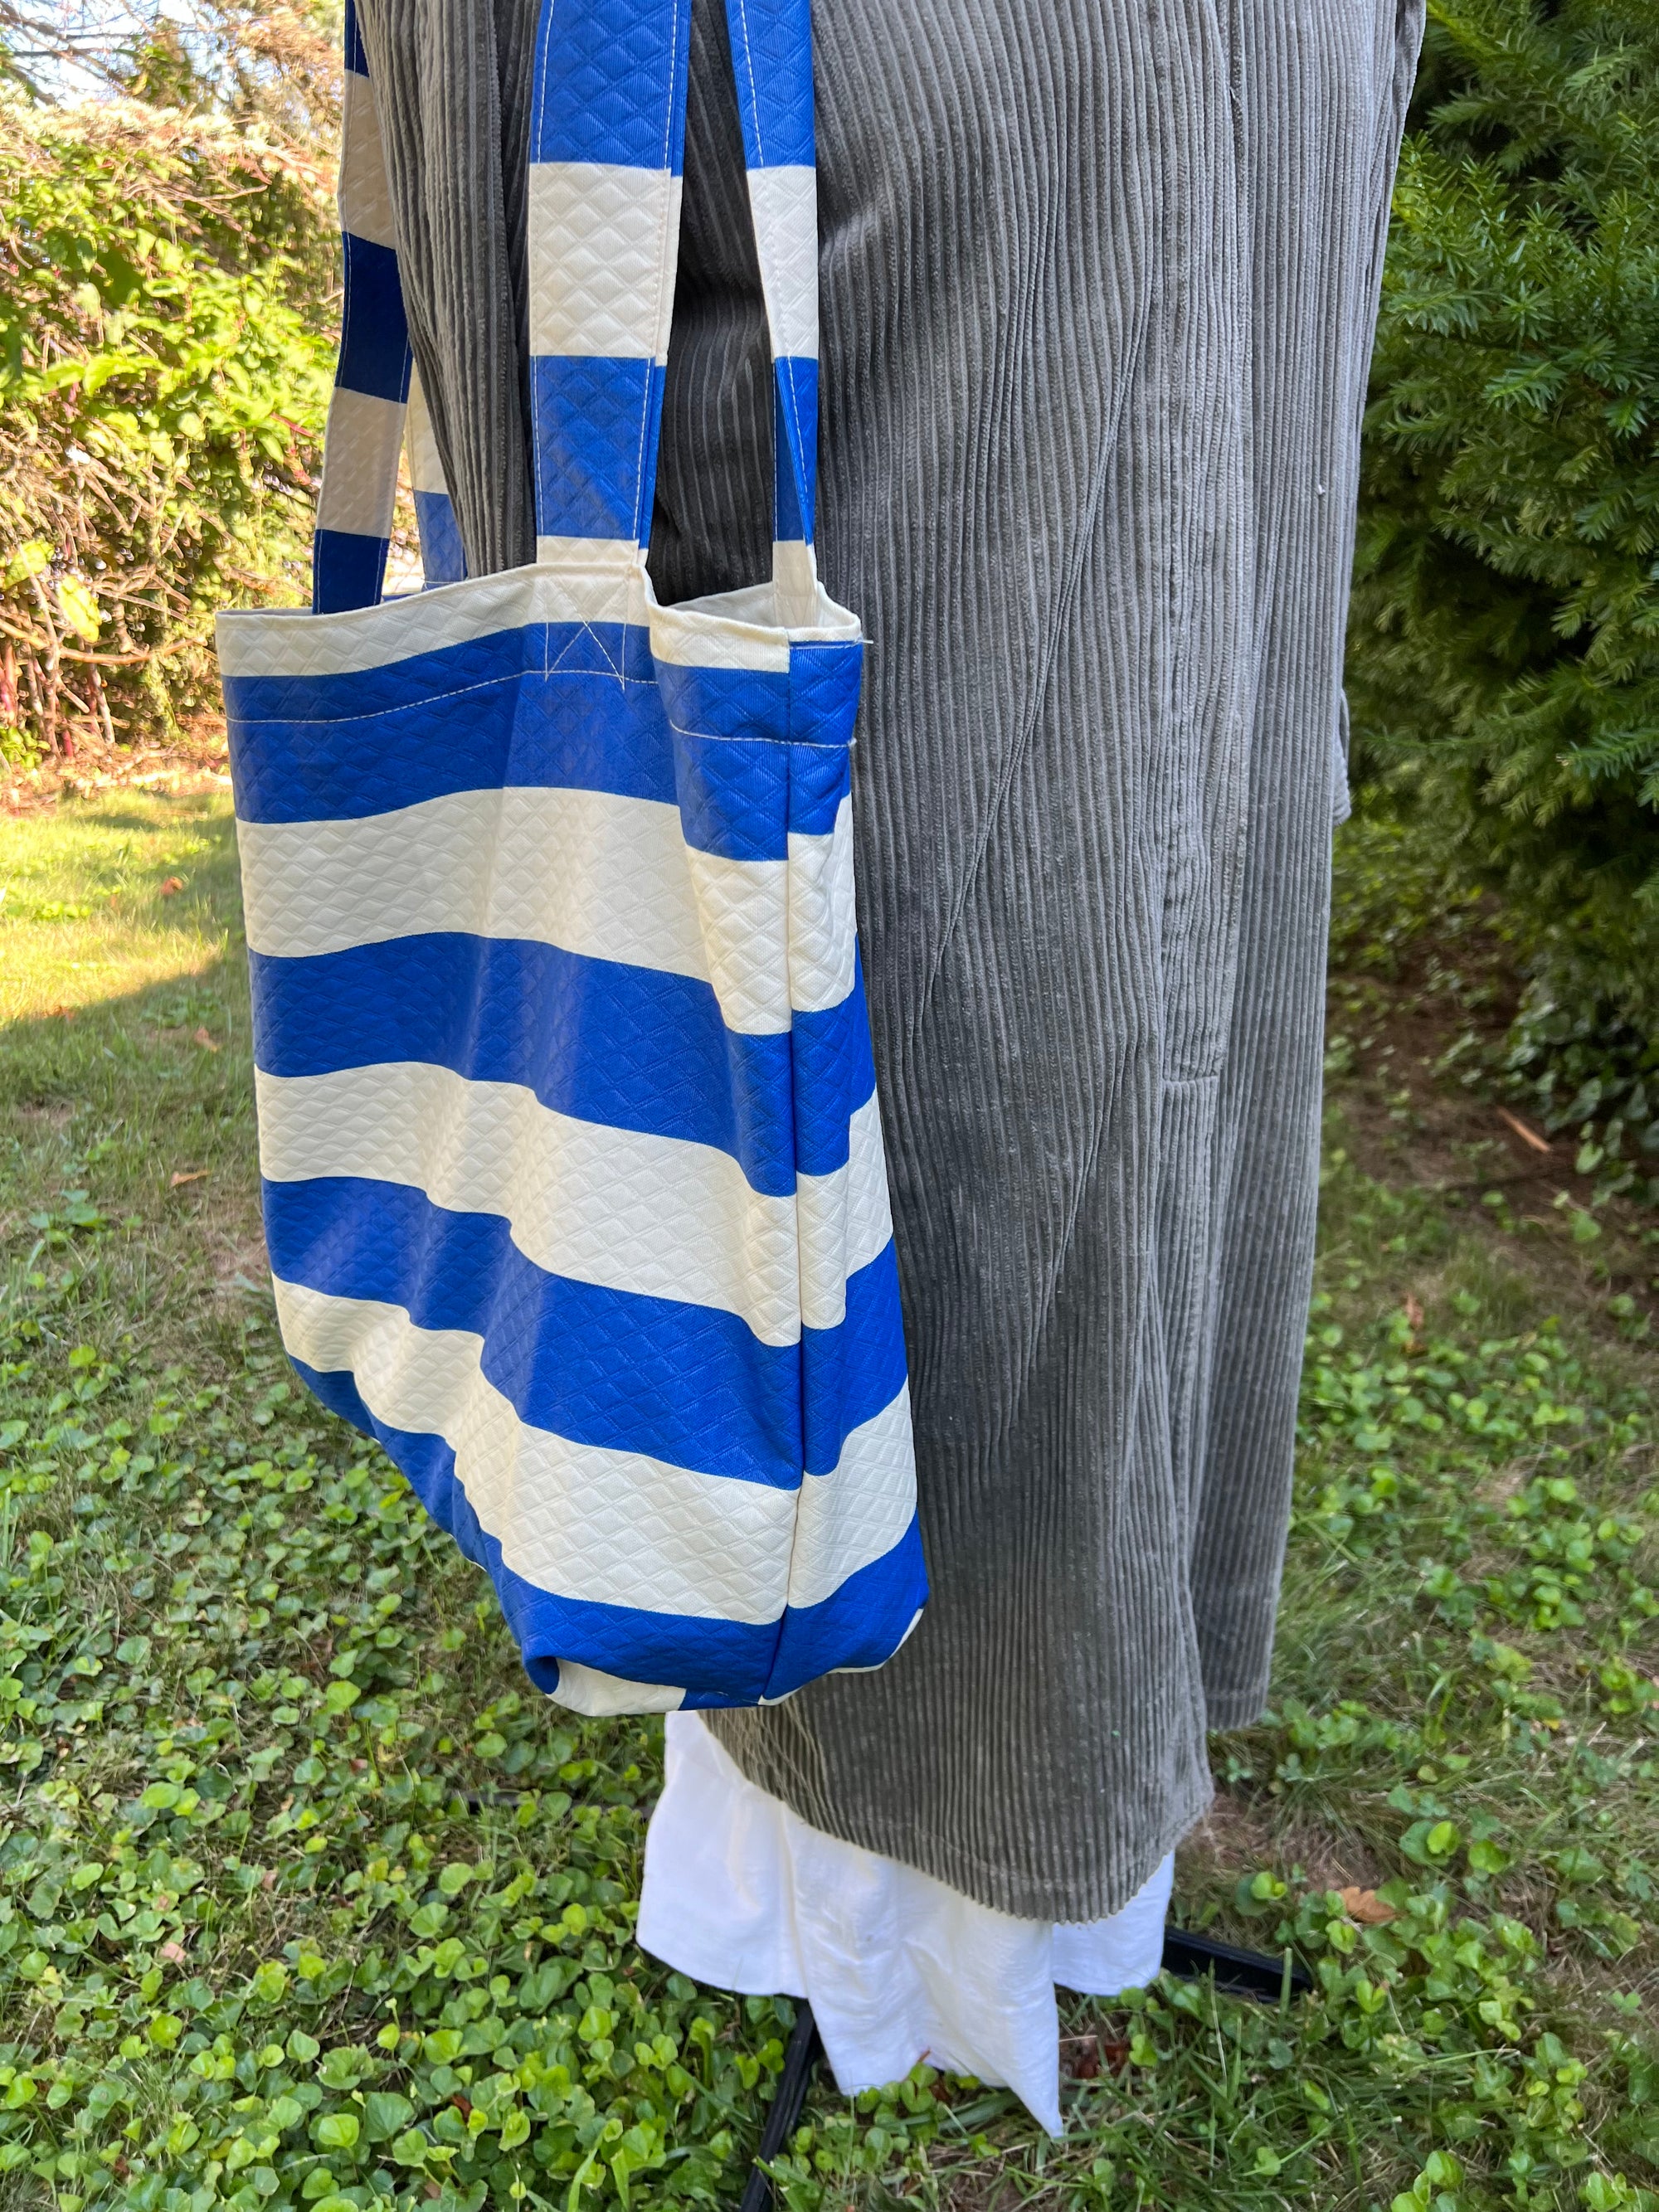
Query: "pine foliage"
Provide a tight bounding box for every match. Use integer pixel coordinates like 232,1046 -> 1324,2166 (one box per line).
1350,0 -> 1659,1009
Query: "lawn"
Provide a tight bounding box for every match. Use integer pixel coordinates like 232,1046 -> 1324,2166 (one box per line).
1,790 -> 1656,2212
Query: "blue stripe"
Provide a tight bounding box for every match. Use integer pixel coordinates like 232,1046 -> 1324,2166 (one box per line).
803,1236 -> 907,1476
337,235 -> 411,406
226,654 -> 668,822
723,0 -> 815,170
312,530 -> 388,619
789,639 -> 864,745
413,489 -> 465,587
343,0 -> 368,77
269,1177 -> 903,1483
755,1517 -> 927,1701
532,0 -> 691,169
226,623 -> 653,800
291,1358 -> 924,1704
248,935 -> 875,1190
293,1359 -> 773,1694
270,1179 -> 782,1480
531,355 -> 665,544
772,357 -> 818,545
652,636 -> 859,754
225,643 -> 854,849
795,960 -> 878,1178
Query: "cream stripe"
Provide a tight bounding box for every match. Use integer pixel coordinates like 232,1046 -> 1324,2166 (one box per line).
258,1063 -> 893,1339
788,1388 -> 914,1611
798,1093 -> 895,1331
651,571 -> 859,656
528,163 -> 682,361
338,69 -> 398,250
259,1061 -> 797,1344
789,794 -> 858,1013
272,1276 -> 915,1619
217,556 -> 862,678
552,1662 -> 685,1716
747,164 -> 819,364
768,541 -> 821,631
314,388 -> 404,541
237,785 -> 856,1037
645,592 -> 791,673
219,562 -> 641,678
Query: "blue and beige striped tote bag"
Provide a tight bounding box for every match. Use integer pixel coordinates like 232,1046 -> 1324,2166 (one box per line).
214,0 -> 926,1716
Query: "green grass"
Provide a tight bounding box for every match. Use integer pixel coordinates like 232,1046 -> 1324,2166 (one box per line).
0,796 -> 243,1029
1,793 -> 1657,2212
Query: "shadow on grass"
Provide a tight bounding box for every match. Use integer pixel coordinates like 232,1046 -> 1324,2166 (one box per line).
0,950 -> 253,1152
0,946 -> 263,1370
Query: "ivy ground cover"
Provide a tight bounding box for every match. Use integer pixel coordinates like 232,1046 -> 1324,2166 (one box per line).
0,790 -> 1656,2211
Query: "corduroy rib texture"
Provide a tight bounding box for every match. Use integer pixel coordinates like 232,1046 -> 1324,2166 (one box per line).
353,0 -> 540,578
358,0 -> 1423,1921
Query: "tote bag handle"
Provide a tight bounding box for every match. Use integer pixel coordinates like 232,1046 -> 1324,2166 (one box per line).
309,0 -> 412,614
312,0 -> 821,625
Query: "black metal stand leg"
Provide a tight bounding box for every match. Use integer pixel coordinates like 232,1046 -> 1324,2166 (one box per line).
1160,1926 -> 1313,2003
740,2002 -> 823,2212
735,1928 -> 1311,2203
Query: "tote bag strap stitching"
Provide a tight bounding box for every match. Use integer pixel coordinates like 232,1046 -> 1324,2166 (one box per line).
727,0 -> 771,161
629,0 -> 688,557
526,0 -> 691,556
314,0 -> 820,615
724,0 -> 817,555
311,0 -> 414,615
528,0 -> 820,594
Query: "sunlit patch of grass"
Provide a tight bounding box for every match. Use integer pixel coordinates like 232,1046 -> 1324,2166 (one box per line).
1,793 -> 256,1364
0,792 -> 241,1025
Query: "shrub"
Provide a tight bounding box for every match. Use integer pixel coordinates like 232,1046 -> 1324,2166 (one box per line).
1349,0 -> 1659,1022
0,91 -> 335,761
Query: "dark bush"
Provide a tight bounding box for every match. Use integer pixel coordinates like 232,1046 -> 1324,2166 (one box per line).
1349,0 -> 1659,1024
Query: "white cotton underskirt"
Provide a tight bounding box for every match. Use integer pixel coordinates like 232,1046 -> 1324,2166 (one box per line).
637,1712 -> 1172,2136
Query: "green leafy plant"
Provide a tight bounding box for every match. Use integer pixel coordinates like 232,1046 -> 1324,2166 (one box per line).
0,94 -> 335,763
1350,0 -> 1659,1028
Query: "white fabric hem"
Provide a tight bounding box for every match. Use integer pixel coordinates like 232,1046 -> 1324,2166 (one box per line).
637,1713 -> 1171,2136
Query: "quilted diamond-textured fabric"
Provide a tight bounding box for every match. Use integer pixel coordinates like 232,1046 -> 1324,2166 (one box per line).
216,0 -> 923,1717
314,0 -> 462,605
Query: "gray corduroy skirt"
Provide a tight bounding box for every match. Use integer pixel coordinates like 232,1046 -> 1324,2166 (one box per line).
353,0 -> 1424,1920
